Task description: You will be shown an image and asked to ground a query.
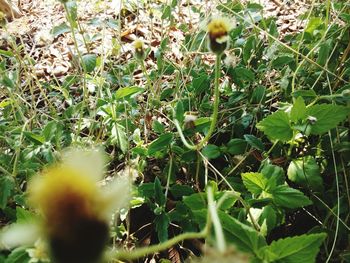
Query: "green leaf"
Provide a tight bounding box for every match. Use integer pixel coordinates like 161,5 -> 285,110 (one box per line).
272,185 -> 312,209
161,5 -> 171,19
154,213 -> 170,242
244,134 -> 265,151
251,85 -> 266,104
154,177 -> 166,206
305,17 -> 323,35
183,193 -> 206,211
81,54 -> 97,73
116,86 -> 144,99
287,156 -> 323,191
227,138 -> 248,155
111,123 -> 127,154
5,246 -> 30,263
218,211 -> 267,254
192,73 -> 210,94
268,20 -> 278,38
23,132 -> 45,145
243,36 -> 256,63
50,22 -> 70,37
152,120 -> 165,134
259,233 -> 327,262
66,0 -> 78,21
306,104 -> 349,135
256,111 -> 293,142
175,100 -> 184,124
317,40 -> 331,66
148,133 -> 173,156
292,90 -> 317,99
138,183 -> 155,198
272,55 -> 294,68
261,163 -> 285,187
234,67 -> 255,82
16,207 -> 36,224
241,172 -> 267,195
169,185 -> 195,199
0,176 -> 15,209
290,96 -> 307,122
202,144 -> 221,159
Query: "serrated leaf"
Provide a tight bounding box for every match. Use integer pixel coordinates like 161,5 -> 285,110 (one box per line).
243,36 -> 256,63
242,172 -> 267,195
306,104 -> 349,135
256,111 -> 293,142
0,176 -> 15,209
261,163 -> 285,187
192,73 -> 210,94
218,211 -> 267,254
154,213 -> 170,242
115,86 -> 144,99
5,246 -> 30,263
16,207 -> 36,224
81,54 -> 97,73
259,233 -> 326,262
50,22 -> 71,37
234,67 -> 255,82
272,185 -> 312,209
290,96 -> 307,122
227,138 -> 248,155
202,144 -> 221,159
154,177 -> 165,206
183,193 -> 206,211
148,133 -> 173,156
23,132 -> 45,145
272,55 -> 294,68
292,90 -> 317,99
175,100 -> 184,124
161,5 -> 171,19
111,123 -> 127,153
244,134 -> 265,151
317,40 -> 331,66
287,156 -> 323,191
169,185 -> 195,199
152,120 -> 165,134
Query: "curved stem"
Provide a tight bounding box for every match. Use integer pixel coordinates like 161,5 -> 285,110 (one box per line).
111,229 -> 207,261
110,192 -> 213,262
175,54 -> 222,151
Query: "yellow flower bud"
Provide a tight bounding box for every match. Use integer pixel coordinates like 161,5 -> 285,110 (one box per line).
206,17 -> 234,54
133,39 -> 146,60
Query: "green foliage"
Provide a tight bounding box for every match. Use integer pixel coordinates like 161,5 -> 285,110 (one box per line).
1,0 -> 349,262
258,233 -> 327,262
257,111 -> 293,142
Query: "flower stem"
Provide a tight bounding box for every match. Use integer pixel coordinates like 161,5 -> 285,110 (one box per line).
175,54 -> 222,151
110,193 -> 212,262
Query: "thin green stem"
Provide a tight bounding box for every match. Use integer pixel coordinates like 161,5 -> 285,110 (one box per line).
207,186 -> 226,252
111,229 -> 207,261
174,54 -> 222,151
140,60 -> 154,94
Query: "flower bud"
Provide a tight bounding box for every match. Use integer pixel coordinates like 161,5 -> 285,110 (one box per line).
206,17 -> 234,55
133,39 -> 145,60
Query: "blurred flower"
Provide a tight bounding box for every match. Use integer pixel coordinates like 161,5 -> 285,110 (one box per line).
27,239 -> 50,263
206,16 -> 234,54
133,39 -> 146,60
0,148 -> 131,263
